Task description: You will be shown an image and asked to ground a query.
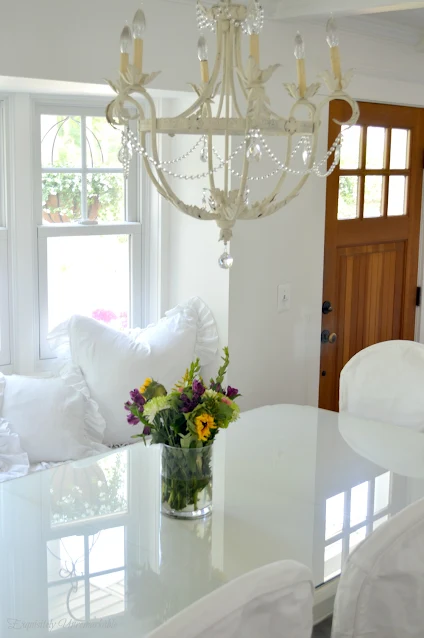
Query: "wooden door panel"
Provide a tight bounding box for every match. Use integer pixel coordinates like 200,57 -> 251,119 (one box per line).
319,101 -> 423,411
336,242 -> 405,374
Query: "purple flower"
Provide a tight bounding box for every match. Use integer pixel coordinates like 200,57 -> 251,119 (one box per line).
127,413 -> 140,426
129,389 -> 146,410
210,382 -> 222,393
226,386 -> 239,400
192,379 -> 205,397
180,393 -> 201,413
142,425 -> 151,436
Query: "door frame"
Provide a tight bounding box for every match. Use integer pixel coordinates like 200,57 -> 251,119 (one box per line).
319,99 -> 424,410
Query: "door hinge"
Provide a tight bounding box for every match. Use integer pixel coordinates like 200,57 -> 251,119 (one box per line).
417,287 -> 422,308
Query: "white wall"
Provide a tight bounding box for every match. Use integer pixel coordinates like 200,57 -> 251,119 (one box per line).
2,0 -> 424,407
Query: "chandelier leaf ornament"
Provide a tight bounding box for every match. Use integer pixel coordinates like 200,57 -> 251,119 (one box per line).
106,1 -> 359,268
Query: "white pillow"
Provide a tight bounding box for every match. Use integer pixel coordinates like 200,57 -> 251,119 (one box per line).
0,369 -> 108,464
47,298 -> 219,446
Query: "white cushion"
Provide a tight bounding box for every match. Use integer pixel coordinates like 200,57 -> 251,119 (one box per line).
339,340 -> 424,431
48,298 -> 219,446
0,370 -> 107,464
147,560 -> 314,638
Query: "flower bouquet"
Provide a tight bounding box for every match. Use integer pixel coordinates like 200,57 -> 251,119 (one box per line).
125,347 -> 240,518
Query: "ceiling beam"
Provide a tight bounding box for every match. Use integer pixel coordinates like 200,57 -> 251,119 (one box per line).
272,0 -> 424,20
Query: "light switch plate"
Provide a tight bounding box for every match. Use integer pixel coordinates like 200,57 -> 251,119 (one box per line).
277,284 -> 291,313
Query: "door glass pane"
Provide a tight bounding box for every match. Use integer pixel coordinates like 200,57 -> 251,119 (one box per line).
338,176 -> 358,220
364,176 -> 383,218
41,115 -> 82,168
374,472 -> 391,514
350,481 -> 369,527
42,173 -> 82,224
87,173 -> 126,222
47,235 -> 130,332
86,116 -> 123,168
324,540 -> 342,582
349,526 -> 367,553
325,492 -> 345,540
366,127 -> 386,169
390,129 -> 409,170
387,176 -> 407,217
340,125 -> 361,169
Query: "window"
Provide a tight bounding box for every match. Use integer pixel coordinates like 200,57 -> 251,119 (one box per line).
35,104 -> 141,359
338,124 -> 410,220
0,99 -> 11,367
323,471 -> 392,582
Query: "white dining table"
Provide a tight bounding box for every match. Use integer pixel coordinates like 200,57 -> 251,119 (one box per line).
1,404 -> 423,637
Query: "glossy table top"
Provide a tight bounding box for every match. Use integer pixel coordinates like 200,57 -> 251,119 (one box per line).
1,404 -> 423,637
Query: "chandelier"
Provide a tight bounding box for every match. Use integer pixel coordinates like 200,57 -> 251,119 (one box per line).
106,1 -> 359,268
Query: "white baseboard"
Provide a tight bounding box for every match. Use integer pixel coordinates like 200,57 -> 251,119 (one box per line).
313,577 -> 339,625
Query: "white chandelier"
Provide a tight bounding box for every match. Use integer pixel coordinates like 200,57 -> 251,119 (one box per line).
106,0 -> 359,268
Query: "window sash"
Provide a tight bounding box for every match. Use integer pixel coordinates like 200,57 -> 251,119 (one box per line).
35,103 -> 139,226
38,225 -> 142,361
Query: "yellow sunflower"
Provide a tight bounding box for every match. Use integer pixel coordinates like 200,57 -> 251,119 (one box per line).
140,378 -> 153,394
195,413 -> 216,442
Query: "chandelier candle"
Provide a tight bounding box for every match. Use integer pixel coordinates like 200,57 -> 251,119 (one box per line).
198,36 -> 210,83
294,32 -> 306,98
106,1 -> 359,268
326,16 -> 342,89
132,8 -> 146,72
119,24 -> 132,75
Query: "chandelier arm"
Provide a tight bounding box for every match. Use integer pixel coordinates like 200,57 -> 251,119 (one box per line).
216,22 -> 228,119
228,23 -> 244,119
224,24 -> 233,195
181,22 -> 225,122
234,27 -> 248,100
206,105 -> 217,194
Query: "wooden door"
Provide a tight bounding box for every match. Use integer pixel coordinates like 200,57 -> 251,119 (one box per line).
319,101 -> 424,411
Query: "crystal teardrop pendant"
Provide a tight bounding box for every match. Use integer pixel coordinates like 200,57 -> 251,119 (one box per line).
202,188 -> 208,208
334,144 -> 341,165
200,145 -> 208,163
247,129 -> 262,162
218,245 -> 234,270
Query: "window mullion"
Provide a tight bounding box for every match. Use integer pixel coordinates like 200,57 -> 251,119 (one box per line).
81,115 -> 88,222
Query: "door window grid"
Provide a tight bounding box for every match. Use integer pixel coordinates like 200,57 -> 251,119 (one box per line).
323,472 -> 392,582
338,125 -> 410,220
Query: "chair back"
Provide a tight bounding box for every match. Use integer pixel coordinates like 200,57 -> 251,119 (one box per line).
332,497 -> 424,638
148,560 -> 314,638
339,340 -> 424,430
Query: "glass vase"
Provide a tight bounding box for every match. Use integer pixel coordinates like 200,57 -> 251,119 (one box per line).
160,444 -> 213,519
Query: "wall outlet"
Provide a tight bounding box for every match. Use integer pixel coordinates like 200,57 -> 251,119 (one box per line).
277,283 -> 291,313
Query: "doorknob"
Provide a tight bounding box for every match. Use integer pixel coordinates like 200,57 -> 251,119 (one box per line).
322,301 -> 333,315
321,330 -> 337,344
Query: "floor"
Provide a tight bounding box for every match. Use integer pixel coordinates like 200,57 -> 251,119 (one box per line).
313,617 -> 332,638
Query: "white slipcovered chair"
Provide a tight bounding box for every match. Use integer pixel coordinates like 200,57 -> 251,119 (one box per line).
339,340 -> 424,431
332,497 -> 424,638
147,560 -> 314,638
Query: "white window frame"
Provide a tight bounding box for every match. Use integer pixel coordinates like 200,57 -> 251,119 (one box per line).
33,99 -> 142,362
0,98 -> 11,368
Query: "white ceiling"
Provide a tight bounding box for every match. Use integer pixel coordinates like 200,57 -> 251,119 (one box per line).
166,0 -> 424,46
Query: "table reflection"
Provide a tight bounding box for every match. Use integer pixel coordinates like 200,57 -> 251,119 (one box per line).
1,405 -> 423,637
